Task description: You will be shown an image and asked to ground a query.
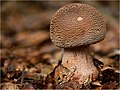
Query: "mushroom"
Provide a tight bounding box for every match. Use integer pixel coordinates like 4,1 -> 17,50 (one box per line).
50,3 -> 106,85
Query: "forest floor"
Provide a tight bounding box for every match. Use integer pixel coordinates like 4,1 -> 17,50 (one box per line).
1,1 -> 119,89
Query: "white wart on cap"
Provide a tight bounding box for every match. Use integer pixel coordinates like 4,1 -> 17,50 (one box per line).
50,3 -> 106,48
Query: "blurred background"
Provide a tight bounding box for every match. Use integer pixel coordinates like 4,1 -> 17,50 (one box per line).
0,1 -> 119,89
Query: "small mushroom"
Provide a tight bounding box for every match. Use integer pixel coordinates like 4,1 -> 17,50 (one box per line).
50,3 -> 106,85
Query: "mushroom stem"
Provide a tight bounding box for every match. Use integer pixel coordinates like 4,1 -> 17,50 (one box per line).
62,45 -> 98,85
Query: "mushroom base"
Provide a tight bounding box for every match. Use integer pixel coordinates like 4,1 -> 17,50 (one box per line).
62,46 -> 98,85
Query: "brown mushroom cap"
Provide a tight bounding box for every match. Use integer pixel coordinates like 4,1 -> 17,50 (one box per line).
50,3 -> 106,48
